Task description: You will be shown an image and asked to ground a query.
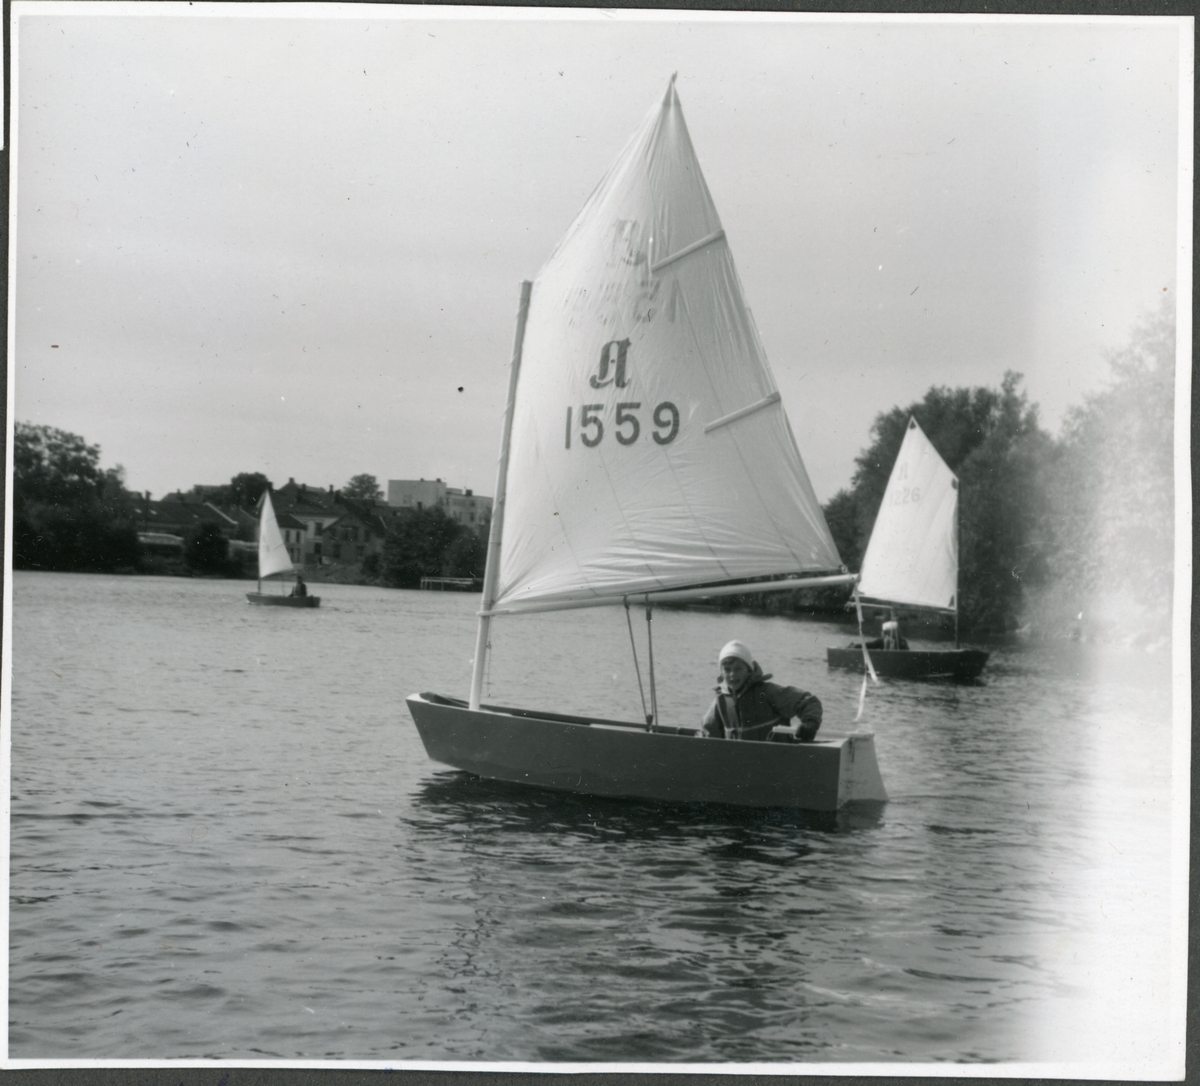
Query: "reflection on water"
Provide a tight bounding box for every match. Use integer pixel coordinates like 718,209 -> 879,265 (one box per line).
411,771 -> 885,837
7,572 -> 1179,1067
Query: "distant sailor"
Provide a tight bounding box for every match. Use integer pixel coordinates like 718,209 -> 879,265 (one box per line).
291,574 -> 308,598
880,612 -> 908,651
701,640 -> 822,742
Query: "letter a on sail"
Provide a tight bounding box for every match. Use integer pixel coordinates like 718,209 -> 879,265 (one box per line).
493,78 -> 842,612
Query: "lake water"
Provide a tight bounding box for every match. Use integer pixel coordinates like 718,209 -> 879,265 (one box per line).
6,571 -> 1183,1071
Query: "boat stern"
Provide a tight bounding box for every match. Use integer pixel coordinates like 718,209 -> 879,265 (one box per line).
836,732 -> 888,803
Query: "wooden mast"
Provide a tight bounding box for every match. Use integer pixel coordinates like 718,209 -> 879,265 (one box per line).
953,477 -> 961,649
469,280 -> 533,711
256,490 -> 263,596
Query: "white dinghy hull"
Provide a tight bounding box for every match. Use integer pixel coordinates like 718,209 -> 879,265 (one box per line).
407,694 -> 886,812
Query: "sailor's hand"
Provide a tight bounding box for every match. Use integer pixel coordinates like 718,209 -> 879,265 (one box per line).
798,723 -> 818,742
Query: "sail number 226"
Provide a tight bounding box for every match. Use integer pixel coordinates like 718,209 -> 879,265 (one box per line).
565,402 -> 679,449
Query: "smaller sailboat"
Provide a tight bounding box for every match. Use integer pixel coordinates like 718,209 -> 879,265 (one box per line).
245,491 -> 320,608
827,417 -> 987,682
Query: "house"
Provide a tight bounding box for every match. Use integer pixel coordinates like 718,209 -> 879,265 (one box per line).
140,495 -> 245,540
276,512 -> 307,565
319,505 -> 387,565
269,479 -> 390,568
272,479 -> 344,566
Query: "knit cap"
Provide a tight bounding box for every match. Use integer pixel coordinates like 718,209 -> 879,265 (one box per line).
718,640 -> 755,668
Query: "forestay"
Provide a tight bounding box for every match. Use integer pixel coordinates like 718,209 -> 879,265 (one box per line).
857,417 -> 957,611
257,491 -> 295,580
493,78 -> 841,613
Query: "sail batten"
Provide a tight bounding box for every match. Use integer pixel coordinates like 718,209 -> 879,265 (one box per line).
651,229 -> 726,273
856,417 -> 958,611
705,391 -> 782,433
492,80 -> 842,613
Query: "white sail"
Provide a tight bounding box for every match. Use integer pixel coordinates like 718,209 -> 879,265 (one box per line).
856,417 -> 958,612
257,491 -> 295,581
492,79 -> 842,613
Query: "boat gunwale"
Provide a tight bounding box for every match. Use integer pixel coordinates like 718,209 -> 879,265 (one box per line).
410,692 -> 844,744
246,592 -> 321,607
415,691 -> 689,733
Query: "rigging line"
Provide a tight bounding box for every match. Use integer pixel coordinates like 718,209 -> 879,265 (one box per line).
854,586 -> 879,685
625,598 -> 650,725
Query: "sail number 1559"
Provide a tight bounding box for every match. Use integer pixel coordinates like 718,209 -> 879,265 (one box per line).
565,402 -> 679,449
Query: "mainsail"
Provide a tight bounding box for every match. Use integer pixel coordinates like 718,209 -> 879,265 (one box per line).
257,491 -> 295,581
856,417 -> 958,612
492,78 -> 842,613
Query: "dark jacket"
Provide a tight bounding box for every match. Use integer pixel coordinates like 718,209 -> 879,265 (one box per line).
701,663 -> 822,742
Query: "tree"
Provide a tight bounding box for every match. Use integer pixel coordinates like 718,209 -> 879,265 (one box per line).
379,507 -> 465,588
956,381 -> 1056,631
14,423 -> 106,508
821,488 -> 861,574
226,472 -> 272,510
442,521 -> 488,579
344,474 -> 383,502
831,374 -> 1053,633
14,503 -> 140,572
13,423 -> 140,571
1033,298 -> 1175,639
185,521 -> 230,574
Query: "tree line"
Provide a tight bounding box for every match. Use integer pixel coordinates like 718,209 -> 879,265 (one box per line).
796,298 -> 1171,639
12,299 -> 1174,640
669,299 -> 1174,641
10,439 -> 491,586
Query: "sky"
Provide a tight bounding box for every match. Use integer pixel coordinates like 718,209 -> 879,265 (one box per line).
9,5 -> 1188,504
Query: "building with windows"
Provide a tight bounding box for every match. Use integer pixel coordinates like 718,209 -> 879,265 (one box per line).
272,479 -> 343,564
387,478 -> 492,526
276,512 -> 307,565
142,494 -> 252,541
446,488 -> 491,527
320,507 -> 385,565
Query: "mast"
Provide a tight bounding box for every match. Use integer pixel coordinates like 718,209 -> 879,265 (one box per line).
645,602 -> 657,729
469,280 -> 533,711
256,490 -> 263,595
954,478 -> 961,649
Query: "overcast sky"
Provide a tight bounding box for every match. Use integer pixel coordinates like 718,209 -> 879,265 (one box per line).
10,5 -> 1187,504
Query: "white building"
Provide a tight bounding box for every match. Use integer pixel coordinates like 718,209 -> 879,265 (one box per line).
387,479 -> 492,527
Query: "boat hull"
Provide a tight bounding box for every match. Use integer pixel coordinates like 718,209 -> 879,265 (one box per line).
246,593 -> 321,608
406,694 -> 886,811
826,645 -> 988,682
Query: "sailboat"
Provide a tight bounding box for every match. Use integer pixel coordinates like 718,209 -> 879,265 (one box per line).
406,78 -> 885,811
245,491 -> 320,608
826,417 -> 987,681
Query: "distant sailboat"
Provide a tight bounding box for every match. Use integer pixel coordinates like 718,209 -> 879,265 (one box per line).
406,78 -> 885,810
245,491 -> 320,608
827,417 -> 987,681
